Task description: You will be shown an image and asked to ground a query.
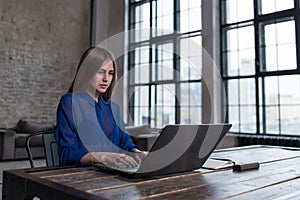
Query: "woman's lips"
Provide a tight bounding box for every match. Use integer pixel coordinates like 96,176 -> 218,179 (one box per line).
100,84 -> 108,89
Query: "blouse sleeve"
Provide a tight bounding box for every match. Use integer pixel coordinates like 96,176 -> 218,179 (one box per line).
110,101 -> 137,151
54,94 -> 88,166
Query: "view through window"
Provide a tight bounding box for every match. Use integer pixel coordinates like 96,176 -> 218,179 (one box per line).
128,0 -> 202,128
222,0 -> 300,136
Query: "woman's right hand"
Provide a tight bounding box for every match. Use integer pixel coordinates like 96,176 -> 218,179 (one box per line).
82,152 -> 139,167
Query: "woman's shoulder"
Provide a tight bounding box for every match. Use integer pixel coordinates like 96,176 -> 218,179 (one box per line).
60,92 -> 95,109
60,93 -> 89,102
60,93 -> 73,103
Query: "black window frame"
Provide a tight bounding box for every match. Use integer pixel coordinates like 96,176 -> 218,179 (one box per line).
221,0 -> 300,136
127,0 -> 203,128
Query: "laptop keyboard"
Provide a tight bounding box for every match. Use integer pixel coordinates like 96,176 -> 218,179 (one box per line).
95,163 -> 140,173
114,163 -> 140,172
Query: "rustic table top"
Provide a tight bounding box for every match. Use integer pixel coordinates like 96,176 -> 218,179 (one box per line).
3,145 -> 300,200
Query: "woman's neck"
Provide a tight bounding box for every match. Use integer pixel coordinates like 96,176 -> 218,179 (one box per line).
86,90 -> 100,102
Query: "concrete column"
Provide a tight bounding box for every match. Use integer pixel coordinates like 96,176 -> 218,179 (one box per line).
201,0 -> 224,123
91,0 -> 126,119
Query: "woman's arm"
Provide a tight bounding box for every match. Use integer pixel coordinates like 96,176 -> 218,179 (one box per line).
110,101 -> 137,151
55,94 -> 88,166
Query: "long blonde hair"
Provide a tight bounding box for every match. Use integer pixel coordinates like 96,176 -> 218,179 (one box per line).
68,47 -> 117,101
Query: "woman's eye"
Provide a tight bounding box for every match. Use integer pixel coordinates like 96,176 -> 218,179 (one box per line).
109,71 -> 115,75
98,70 -> 105,74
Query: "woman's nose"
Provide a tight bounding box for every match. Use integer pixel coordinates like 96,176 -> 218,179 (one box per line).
102,72 -> 108,82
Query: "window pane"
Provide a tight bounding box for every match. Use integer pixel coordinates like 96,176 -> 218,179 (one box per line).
262,77 -> 280,134
131,64 -> 150,84
228,106 -> 239,132
225,51 -> 239,76
157,60 -> 173,81
133,106 -> 149,126
190,82 -> 201,106
181,106 -> 201,124
157,84 -> 175,106
227,78 -> 256,134
224,0 -> 253,24
224,26 -> 255,76
261,0 -> 294,15
131,86 -> 150,126
238,26 -> 254,49
227,78 -> 255,106
150,85 -> 156,127
180,82 -> 201,124
132,3 -> 150,42
264,76 -> 279,105
228,79 -> 239,105
226,28 -> 238,51
190,7 -> 202,31
264,45 -> 277,71
131,46 -> 150,84
240,78 -> 255,105
154,84 -> 175,127
180,82 -> 201,105
259,105 -> 264,133
240,106 -> 256,133
180,59 -> 190,81
180,0 -> 202,33
180,36 -> 202,81
238,26 -> 255,76
154,0 -> 174,36
153,43 -> 174,81
133,86 -> 149,106
280,106 -> 300,135
156,106 -> 175,127
265,106 -> 279,134
180,10 -> 189,33
277,44 -> 296,70
279,75 -> 300,105
239,50 -> 255,76
261,20 -> 297,72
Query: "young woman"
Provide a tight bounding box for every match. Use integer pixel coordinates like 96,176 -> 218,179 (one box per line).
54,47 -> 147,167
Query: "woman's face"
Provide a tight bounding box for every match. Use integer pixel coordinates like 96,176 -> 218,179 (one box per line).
89,59 -> 115,94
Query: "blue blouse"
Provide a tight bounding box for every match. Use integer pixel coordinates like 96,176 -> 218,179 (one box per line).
54,92 -> 136,166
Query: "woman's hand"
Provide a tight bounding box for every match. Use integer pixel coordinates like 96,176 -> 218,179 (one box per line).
82,152 -> 138,167
131,148 -> 148,164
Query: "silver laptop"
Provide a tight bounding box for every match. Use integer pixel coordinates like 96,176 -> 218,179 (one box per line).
94,124 -> 232,178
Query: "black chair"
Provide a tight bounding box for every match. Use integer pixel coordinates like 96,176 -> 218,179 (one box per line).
26,130 -> 59,168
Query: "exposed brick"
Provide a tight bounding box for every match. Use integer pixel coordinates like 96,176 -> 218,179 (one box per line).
0,0 -> 91,128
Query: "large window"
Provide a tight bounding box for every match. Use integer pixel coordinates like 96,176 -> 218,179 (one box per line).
128,0 -> 202,128
222,0 -> 300,136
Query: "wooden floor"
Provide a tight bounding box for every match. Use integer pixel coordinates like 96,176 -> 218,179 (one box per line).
0,159 -> 46,200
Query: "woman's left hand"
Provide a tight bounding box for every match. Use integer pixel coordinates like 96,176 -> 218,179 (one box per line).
131,148 -> 148,164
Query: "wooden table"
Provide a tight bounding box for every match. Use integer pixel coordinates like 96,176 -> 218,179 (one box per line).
3,145 -> 300,200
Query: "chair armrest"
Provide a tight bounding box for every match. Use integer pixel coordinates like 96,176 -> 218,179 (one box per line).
0,129 -> 16,160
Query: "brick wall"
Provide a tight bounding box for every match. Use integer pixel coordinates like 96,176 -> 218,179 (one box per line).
0,0 -> 91,128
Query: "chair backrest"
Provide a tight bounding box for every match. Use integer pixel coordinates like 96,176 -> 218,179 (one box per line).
42,132 -> 59,167
26,130 -> 59,168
